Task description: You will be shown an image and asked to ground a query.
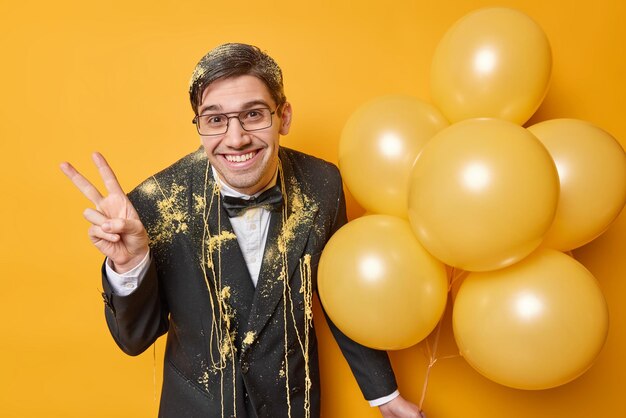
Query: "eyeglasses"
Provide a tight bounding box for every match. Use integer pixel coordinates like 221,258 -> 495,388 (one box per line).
193,107 -> 277,136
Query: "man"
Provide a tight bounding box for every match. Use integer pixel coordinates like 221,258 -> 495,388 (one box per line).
61,43 -> 424,418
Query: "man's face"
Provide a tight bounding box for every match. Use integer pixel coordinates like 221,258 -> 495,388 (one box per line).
198,75 -> 292,195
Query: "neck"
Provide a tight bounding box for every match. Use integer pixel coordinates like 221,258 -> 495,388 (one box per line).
212,167 -> 279,198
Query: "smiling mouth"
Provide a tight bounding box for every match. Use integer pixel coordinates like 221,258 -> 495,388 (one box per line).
224,151 -> 257,163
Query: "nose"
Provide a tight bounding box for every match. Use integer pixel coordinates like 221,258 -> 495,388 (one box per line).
222,116 -> 251,149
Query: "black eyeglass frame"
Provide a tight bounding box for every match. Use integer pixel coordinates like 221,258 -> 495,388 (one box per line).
192,107 -> 278,136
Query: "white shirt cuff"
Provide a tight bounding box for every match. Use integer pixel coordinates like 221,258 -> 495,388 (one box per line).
104,251 -> 151,296
368,390 -> 400,407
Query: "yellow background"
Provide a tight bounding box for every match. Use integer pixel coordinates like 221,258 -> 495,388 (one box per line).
1,0 -> 624,417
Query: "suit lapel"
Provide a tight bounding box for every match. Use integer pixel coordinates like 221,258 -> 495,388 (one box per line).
191,159 -> 256,350
242,151 -> 320,352
215,204 -> 257,347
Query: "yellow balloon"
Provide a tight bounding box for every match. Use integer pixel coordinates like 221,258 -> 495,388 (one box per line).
453,249 -> 609,390
339,96 -> 449,218
528,119 -> 626,251
408,118 -> 559,271
431,7 -> 552,125
318,215 -> 448,350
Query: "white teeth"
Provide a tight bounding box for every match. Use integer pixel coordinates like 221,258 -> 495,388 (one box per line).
225,152 -> 255,163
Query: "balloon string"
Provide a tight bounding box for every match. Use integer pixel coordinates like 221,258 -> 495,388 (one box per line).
419,316 -> 443,410
419,267 -> 465,410
448,267 -> 467,291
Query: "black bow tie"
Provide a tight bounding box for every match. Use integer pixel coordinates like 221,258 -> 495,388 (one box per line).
221,184 -> 283,217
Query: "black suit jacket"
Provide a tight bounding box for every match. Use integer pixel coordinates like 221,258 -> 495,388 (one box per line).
101,147 -> 397,418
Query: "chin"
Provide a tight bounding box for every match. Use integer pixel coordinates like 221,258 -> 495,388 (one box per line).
224,173 -> 266,193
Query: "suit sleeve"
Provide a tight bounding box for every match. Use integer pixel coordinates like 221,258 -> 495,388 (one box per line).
321,171 -> 398,401
101,258 -> 169,356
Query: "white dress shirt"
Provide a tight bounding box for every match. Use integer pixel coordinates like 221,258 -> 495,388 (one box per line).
104,168 -> 399,406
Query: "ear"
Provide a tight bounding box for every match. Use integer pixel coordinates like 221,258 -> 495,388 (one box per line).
279,102 -> 292,135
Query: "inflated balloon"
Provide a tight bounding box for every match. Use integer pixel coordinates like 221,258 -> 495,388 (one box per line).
408,118 -> 559,271
431,7 -> 552,125
339,96 -> 449,218
453,249 -> 609,390
318,215 -> 448,350
528,118 -> 626,251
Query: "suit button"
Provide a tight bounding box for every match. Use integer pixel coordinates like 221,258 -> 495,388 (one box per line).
241,362 -> 249,374
290,386 -> 300,395
287,347 -> 295,355
298,300 -> 305,310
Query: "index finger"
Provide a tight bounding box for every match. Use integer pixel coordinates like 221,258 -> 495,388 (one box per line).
59,161 -> 104,205
92,152 -> 126,195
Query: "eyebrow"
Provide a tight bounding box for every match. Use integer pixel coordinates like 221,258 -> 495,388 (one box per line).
199,100 -> 272,115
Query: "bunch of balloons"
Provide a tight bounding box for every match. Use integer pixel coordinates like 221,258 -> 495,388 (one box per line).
318,7 -> 626,390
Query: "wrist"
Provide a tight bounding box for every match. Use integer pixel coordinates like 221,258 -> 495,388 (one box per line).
111,250 -> 149,273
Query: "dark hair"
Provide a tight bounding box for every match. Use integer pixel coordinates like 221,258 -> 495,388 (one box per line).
189,43 -> 286,115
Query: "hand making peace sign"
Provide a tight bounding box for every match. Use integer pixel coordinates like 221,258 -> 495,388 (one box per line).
60,152 -> 149,273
